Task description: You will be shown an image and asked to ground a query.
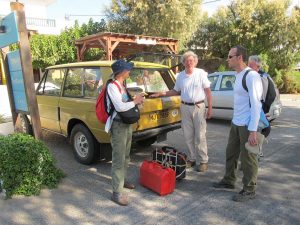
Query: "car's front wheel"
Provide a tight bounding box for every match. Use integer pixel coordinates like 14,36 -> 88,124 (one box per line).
70,124 -> 99,165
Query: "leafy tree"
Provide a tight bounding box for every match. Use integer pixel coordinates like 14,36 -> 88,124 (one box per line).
30,34 -> 60,69
106,0 -> 203,49
30,19 -> 108,70
187,0 -> 300,92
80,18 -> 107,36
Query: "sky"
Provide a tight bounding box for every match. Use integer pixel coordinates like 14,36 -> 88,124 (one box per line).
46,0 -> 233,25
47,0 -> 111,24
47,0 -> 300,25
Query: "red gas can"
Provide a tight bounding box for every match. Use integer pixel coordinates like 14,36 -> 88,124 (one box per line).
140,160 -> 176,196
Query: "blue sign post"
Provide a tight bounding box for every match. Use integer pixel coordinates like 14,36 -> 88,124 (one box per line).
0,12 -> 28,113
7,50 -> 28,112
0,6 -> 42,139
0,12 -> 19,48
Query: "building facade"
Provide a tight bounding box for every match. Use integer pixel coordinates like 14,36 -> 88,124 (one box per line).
0,0 -> 67,35
0,0 -> 68,85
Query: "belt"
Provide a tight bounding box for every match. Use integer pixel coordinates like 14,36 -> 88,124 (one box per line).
181,100 -> 204,106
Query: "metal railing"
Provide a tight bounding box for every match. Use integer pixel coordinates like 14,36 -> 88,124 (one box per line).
26,17 -> 56,27
0,15 -> 56,28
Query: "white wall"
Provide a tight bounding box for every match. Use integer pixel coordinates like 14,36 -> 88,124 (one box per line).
0,85 -> 12,120
1,0 -> 61,35
0,2 -> 10,15
1,1 -> 47,18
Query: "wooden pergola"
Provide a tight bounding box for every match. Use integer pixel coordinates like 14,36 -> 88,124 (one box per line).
75,32 -> 179,61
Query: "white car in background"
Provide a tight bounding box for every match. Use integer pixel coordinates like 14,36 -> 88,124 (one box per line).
207,71 -> 282,121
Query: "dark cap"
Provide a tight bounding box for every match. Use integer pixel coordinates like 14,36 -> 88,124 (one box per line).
111,59 -> 134,76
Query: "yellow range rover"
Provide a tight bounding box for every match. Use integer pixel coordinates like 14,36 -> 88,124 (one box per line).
30,61 -> 181,164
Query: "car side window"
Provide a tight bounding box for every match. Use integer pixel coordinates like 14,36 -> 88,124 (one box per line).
220,75 -> 236,91
208,76 -> 218,91
84,68 -> 103,98
37,69 -> 64,96
63,67 -> 102,98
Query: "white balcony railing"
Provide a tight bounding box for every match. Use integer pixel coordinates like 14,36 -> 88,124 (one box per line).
0,15 -> 56,28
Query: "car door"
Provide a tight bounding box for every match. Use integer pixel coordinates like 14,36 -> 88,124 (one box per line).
36,68 -> 65,133
207,74 -> 219,109
58,66 -> 105,137
208,73 -> 236,119
214,74 -> 235,119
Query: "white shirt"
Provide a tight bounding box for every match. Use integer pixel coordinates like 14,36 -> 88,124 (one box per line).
232,67 -> 263,131
174,68 -> 211,103
104,80 -> 135,132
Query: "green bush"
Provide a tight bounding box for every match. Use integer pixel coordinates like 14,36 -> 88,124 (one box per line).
217,64 -> 226,72
275,69 -> 300,93
291,70 -> 300,93
0,133 -> 64,199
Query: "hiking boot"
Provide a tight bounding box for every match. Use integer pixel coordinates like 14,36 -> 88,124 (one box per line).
111,192 -> 129,206
232,189 -> 256,202
124,182 -> 135,189
196,163 -> 208,172
213,180 -> 235,189
186,160 -> 196,168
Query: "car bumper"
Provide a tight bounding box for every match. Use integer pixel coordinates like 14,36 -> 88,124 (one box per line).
133,122 -> 181,141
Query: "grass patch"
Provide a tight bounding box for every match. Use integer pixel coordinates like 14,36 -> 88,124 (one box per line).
291,70 -> 300,86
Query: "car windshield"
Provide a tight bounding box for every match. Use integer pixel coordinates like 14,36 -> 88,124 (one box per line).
126,68 -> 170,94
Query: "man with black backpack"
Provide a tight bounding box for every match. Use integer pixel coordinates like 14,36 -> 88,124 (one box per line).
248,55 -> 278,116
213,46 -> 263,202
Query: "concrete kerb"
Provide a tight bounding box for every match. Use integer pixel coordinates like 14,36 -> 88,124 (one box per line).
0,121 -> 14,136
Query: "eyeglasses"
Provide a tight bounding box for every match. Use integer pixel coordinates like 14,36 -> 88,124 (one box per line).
227,55 -> 238,59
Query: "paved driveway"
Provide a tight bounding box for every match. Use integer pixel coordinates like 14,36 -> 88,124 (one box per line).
0,95 -> 299,225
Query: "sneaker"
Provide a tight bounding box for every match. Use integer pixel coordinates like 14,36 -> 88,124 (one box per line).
232,189 -> 256,202
186,160 -> 196,168
124,182 -> 135,189
196,163 -> 208,172
111,192 -> 129,206
213,180 -> 235,189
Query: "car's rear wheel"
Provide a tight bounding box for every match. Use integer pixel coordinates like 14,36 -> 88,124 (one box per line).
70,124 -> 99,165
137,136 -> 157,146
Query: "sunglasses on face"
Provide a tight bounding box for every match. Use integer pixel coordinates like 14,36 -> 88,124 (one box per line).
227,55 -> 238,59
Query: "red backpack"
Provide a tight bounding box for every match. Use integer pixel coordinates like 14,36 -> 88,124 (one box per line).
95,79 -> 121,124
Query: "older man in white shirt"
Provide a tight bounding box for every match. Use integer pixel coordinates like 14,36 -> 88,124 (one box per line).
150,51 -> 212,172
213,46 -> 263,202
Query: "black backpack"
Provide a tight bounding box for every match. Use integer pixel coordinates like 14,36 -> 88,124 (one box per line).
242,70 -> 277,114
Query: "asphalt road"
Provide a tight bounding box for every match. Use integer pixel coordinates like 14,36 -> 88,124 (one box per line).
0,95 -> 299,225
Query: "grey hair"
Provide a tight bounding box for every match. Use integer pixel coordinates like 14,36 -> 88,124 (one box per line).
181,51 -> 198,64
249,55 -> 262,67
